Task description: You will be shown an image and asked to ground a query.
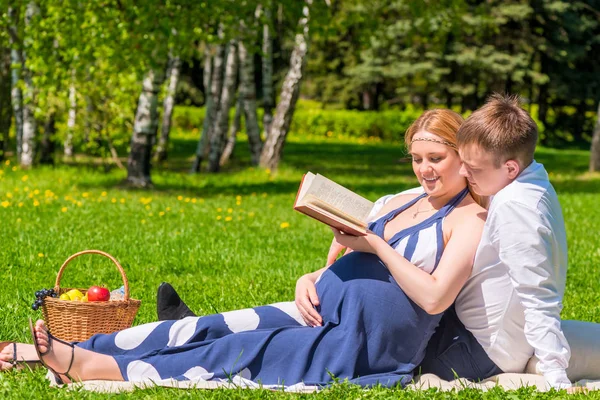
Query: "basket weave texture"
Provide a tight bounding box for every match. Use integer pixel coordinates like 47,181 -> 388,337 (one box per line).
41,250 -> 141,342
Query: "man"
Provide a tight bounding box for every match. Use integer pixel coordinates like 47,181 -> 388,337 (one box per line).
157,94 -> 572,389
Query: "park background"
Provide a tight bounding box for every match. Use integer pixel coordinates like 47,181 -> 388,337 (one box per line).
1,0 -> 600,398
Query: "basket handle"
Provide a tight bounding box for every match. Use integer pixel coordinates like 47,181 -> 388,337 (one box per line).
54,250 -> 130,301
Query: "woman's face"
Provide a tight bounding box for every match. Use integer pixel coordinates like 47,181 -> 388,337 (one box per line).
409,131 -> 465,197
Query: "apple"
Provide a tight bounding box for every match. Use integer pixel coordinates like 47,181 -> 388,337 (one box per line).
87,286 -> 110,302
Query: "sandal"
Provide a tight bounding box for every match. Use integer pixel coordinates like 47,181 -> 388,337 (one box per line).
0,342 -> 39,371
28,318 -> 75,384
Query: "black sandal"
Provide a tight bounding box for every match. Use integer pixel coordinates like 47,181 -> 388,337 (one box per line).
28,318 -> 75,384
0,341 -> 39,371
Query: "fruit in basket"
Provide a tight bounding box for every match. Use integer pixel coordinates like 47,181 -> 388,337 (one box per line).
32,288 -> 57,309
87,286 -> 110,302
66,289 -> 84,301
59,293 -> 70,301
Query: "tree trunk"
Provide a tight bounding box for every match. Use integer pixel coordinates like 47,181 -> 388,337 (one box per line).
262,6 -> 274,134
0,44 -> 12,161
259,0 -> 312,171
590,101 -> 600,172
20,1 -> 40,168
8,7 -> 23,162
155,55 -> 181,162
191,43 -> 225,172
239,40 -> 262,165
125,67 -> 166,187
207,40 -> 239,172
220,96 -> 243,167
64,76 -> 77,158
39,112 -> 56,164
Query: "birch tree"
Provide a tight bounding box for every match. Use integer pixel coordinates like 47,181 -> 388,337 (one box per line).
220,96 -> 243,166
8,7 -> 23,161
64,78 -> 76,158
259,0 -> 313,171
238,39 -> 262,165
207,40 -> 239,172
191,43 -> 225,173
125,67 -> 166,187
155,55 -> 182,162
20,1 -> 40,168
262,5 -> 274,134
590,100 -> 600,172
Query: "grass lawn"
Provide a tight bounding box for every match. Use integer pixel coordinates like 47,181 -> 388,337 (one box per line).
1,129 -> 599,399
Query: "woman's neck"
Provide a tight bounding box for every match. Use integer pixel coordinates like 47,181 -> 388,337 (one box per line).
425,185 -> 468,209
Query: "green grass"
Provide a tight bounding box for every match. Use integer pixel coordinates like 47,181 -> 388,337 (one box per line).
0,131 -> 599,399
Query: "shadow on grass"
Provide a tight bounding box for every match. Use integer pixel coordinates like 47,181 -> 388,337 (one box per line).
68,137 -> 598,196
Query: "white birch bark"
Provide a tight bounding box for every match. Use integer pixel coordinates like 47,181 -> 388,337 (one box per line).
8,7 -> 23,161
64,72 -> 77,158
239,40 -> 262,165
0,47 -> 11,160
20,1 -> 40,168
126,67 -> 166,187
207,40 -> 238,172
262,6 -> 274,134
259,0 -> 312,170
590,101 -> 600,172
191,43 -> 225,172
219,96 -> 243,167
155,55 -> 181,162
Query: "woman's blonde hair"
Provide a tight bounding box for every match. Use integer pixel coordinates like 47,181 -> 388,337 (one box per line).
405,109 -> 486,208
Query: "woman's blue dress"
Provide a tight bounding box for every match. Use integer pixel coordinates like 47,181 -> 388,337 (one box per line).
77,188 -> 469,388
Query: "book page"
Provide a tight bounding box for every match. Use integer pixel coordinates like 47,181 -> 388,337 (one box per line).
296,172 -> 314,203
304,174 -> 374,223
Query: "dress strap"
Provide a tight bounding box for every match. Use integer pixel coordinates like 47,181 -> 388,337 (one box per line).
368,193 -> 427,238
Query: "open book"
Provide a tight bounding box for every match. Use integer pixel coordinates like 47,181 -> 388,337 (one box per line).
293,172 -> 374,236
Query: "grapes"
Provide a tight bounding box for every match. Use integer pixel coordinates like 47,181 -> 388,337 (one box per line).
31,288 -> 56,310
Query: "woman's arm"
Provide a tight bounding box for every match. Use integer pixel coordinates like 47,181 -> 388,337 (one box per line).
331,211 -> 485,315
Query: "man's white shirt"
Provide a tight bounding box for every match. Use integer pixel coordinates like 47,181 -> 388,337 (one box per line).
455,160 -> 571,388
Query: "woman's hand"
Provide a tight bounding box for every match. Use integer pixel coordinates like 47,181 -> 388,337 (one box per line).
330,228 -> 383,254
326,237 -> 349,266
295,274 -> 323,327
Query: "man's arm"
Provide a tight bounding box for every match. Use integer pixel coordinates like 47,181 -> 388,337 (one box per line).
495,201 -> 571,388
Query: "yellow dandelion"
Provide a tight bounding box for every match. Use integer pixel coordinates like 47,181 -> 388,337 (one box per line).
236,195 -> 242,201
77,201 -> 82,207
1,201 -> 10,208
4,160 -> 9,166
111,198 -> 117,203
28,193 -> 34,199
21,175 -> 28,182
61,207 -> 68,213
268,204 -> 274,208
6,192 -> 12,198
18,202 -> 23,207
33,200 -> 40,207
120,198 -> 125,204
180,209 -> 184,213
82,192 -> 89,198
33,189 -> 40,195
166,207 -> 171,211
237,216 -> 242,221
227,208 -> 233,213
185,197 -> 190,203
261,193 -> 267,197
13,188 -> 19,192
217,207 -> 222,212
191,198 -> 197,203
145,205 -> 151,210
12,166 -> 17,172
16,218 -> 21,223
148,212 -> 154,217
159,211 -> 165,217
248,211 -> 255,217
225,216 -> 232,221
38,253 -> 44,258
236,201 -> 241,206
216,215 -> 222,220
280,222 -> 290,229
141,219 -> 146,224
265,168 -> 271,174
177,195 -> 183,201
101,191 -> 107,197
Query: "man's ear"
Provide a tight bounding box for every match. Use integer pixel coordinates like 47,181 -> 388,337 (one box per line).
505,159 -> 521,179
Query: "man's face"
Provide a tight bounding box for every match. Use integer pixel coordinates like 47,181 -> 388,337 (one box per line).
458,144 -> 515,196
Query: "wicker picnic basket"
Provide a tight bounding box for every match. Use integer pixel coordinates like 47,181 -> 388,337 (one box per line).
41,250 -> 141,342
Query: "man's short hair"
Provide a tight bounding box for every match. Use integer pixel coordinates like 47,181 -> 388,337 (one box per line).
457,93 -> 538,167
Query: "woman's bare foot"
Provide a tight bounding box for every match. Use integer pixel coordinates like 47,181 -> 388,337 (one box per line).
0,343 -> 39,371
33,319 -> 124,382
33,320 -> 77,382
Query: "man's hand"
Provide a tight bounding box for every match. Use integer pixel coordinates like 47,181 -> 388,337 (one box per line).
295,274 -> 323,327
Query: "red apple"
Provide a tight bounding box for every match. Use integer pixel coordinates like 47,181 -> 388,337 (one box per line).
87,286 -> 110,302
